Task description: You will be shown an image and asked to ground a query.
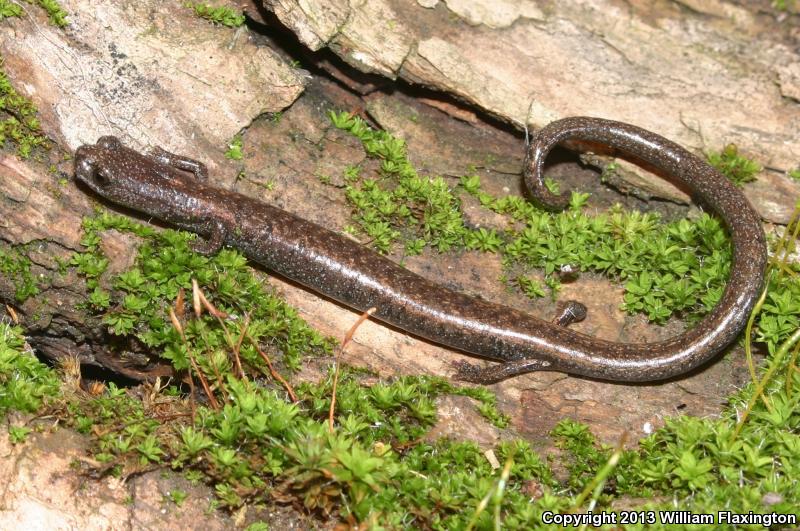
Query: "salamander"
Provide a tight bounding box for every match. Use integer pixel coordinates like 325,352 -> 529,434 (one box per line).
73,117 -> 768,383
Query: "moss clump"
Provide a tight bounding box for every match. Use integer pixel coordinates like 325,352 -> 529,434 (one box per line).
64,370 -> 534,524
187,2 -> 245,28
328,111 -> 504,256
0,244 -> 40,303
0,323 -> 60,418
0,1 -> 23,21
29,0 -> 68,26
0,64 -> 49,158
0,1 -> 67,27
70,210 -> 332,372
707,143 -> 761,187
225,134 -> 244,160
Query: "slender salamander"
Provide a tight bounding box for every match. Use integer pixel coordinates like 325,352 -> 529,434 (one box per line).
73,117 -> 767,383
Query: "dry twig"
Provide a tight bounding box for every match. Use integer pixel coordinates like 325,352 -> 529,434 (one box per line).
329,307 -> 376,433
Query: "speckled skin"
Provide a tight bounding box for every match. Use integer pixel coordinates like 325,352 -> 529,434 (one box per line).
73,117 -> 767,383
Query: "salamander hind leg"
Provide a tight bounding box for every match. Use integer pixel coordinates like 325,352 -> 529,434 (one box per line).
454,358 -> 553,384
453,300 -> 587,384
149,146 -> 208,180
552,300 -> 587,327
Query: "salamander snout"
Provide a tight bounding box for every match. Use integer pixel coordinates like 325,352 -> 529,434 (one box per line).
74,146 -> 94,178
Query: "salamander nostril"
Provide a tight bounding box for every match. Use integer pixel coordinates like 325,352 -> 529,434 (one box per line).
74,155 -> 95,180
75,156 -> 94,181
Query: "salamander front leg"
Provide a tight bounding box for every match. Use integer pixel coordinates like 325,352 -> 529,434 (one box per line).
454,300 -> 588,384
149,146 -> 208,180
190,219 -> 227,255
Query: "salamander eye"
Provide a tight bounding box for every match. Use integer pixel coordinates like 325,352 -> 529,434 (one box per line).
97,136 -> 121,149
93,168 -> 111,187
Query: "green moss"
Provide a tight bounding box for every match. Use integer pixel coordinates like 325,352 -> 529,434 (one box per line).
64,368 -> 546,524
167,489 -> 189,506
517,275 -> 545,299
28,0 -> 68,27
0,64 -> 49,158
0,0 -> 67,27
773,0 -> 797,11
0,0 -> 23,21
0,323 -> 61,418
187,2 -> 245,28
225,134 -> 244,160
707,143 -> 761,187
0,244 -> 40,302
70,210 -> 332,372
8,424 -> 33,443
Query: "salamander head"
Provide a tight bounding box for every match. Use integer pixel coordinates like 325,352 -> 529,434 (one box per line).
74,136 -> 125,195
74,135 -> 171,210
